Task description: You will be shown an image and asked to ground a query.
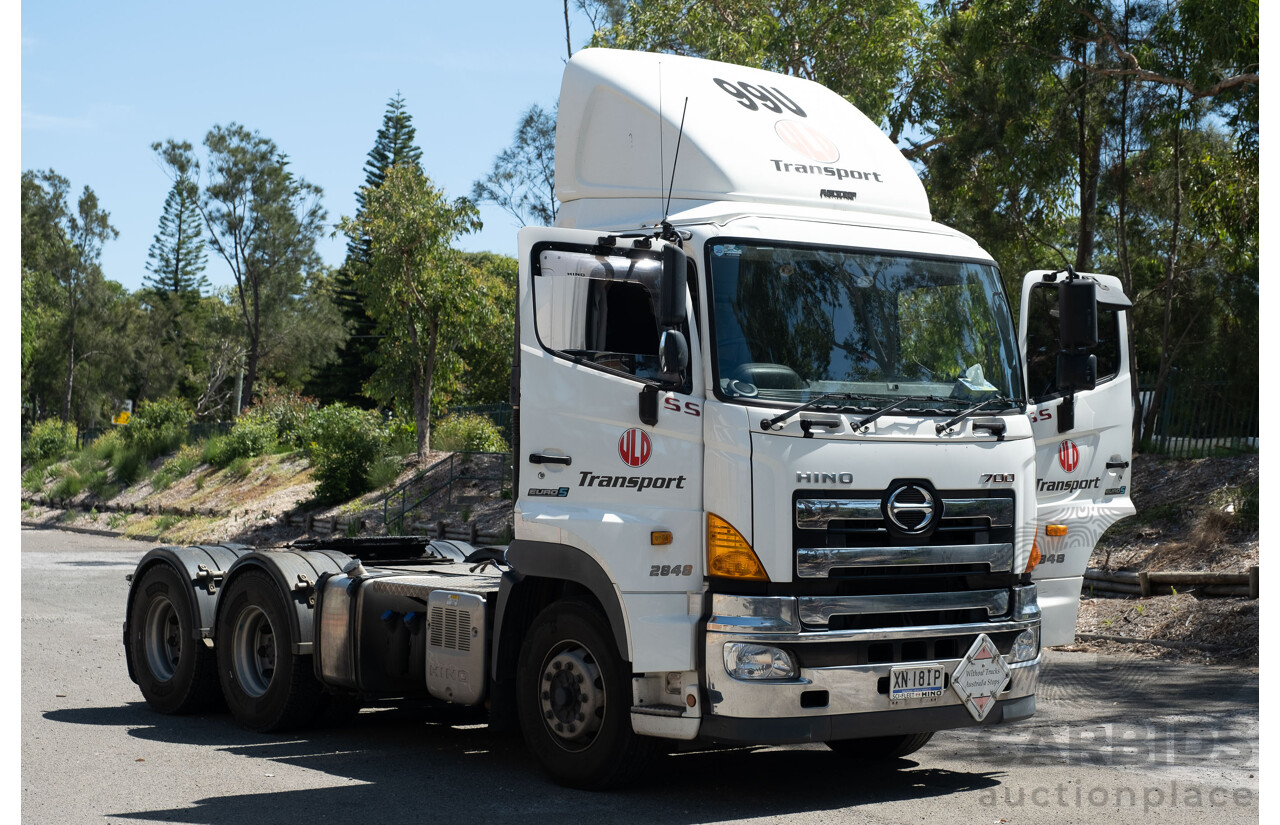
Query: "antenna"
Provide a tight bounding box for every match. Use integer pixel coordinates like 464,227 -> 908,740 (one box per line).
663,97 -> 689,224
658,62 -> 664,224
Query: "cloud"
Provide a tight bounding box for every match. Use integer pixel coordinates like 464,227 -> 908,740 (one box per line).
21,104 -> 134,132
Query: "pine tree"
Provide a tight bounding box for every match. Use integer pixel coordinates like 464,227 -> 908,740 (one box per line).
144,178 -> 208,298
307,93 -> 424,407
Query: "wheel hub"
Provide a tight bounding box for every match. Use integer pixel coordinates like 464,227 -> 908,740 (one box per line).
231,604 -> 276,698
143,597 -> 181,681
538,645 -> 603,747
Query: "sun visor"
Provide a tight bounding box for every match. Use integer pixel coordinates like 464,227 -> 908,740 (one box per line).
555,49 -> 931,221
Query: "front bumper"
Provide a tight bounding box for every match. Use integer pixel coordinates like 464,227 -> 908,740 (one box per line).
700,585 -> 1041,744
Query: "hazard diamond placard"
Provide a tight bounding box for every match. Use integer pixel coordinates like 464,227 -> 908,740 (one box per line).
951,633 -> 1012,721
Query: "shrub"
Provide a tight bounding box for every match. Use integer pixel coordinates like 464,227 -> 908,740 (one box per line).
22,463 -> 49,492
203,416 -> 277,467
112,445 -> 147,486
432,414 -> 508,453
386,416 -> 418,456
23,419 -> 77,465
91,429 -> 125,462
243,385 -> 320,449
50,468 -> 84,501
366,455 -> 403,490
152,445 -> 202,492
125,398 -> 193,461
307,404 -> 389,504
226,456 -> 252,480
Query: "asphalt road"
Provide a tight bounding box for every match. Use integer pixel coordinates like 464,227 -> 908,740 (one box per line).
22,526 -> 1261,824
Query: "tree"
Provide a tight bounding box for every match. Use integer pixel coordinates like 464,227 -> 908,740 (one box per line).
308,94 -> 425,407
340,165 -> 483,457
144,177 -> 209,299
21,170 -> 120,423
471,103 -> 558,227
154,124 -> 345,406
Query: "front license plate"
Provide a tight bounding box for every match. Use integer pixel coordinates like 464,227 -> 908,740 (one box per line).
889,664 -> 945,706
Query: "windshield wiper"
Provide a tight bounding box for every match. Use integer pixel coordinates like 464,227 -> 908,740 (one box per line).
935,396 -> 1014,435
759,392 -> 874,431
851,395 -> 953,432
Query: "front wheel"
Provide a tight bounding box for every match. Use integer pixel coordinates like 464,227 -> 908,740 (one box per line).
216,569 -> 324,732
516,601 -> 653,789
826,731 -> 934,760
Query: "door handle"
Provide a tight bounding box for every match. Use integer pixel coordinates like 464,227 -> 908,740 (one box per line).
529,453 -> 572,466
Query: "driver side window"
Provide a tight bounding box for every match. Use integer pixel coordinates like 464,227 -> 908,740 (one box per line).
532,246 -> 688,388
1026,284 -> 1121,400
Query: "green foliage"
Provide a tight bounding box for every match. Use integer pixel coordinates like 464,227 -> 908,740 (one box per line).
112,445 -> 147,486
153,124 -> 345,405
50,469 -> 84,500
472,104 -> 558,226
385,416 -> 418,456
339,164 -> 482,456
22,464 -> 50,492
24,419 -> 77,464
152,445 -> 202,492
125,397 -> 193,461
226,457 -> 253,480
366,455 -> 403,490
306,404 -> 390,504
91,429 -> 125,462
203,415 -> 277,467
145,176 -> 208,297
242,385 -> 319,449
432,414 -> 509,454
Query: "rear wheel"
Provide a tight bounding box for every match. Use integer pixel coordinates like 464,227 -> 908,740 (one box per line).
128,565 -> 221,714
826,731 -> 934,760
216,569 -> 324,732
516,601 -> 653,789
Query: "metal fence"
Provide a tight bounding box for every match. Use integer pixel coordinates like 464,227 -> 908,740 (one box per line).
1137,372 -> 1258,458
381,451 -> 512,534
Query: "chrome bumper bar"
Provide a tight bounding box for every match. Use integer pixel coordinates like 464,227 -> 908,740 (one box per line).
701,585 -> 1041,737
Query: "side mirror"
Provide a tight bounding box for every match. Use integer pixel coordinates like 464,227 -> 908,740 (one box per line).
1056,351 -> 1097,394
658,329 -> 689,383
659,244 -> 688,328
1058,278 -> 1097,349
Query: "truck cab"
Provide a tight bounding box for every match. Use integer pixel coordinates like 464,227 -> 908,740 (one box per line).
509,48 -> 1133,776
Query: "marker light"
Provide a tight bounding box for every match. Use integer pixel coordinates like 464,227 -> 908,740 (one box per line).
651,531 -> 673,546
1046,524 -> 1068,537
707,513 -> 769,580
1026,538 -> 1042,573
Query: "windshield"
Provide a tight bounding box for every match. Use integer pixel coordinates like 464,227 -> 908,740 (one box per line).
707,240 -> 1023,408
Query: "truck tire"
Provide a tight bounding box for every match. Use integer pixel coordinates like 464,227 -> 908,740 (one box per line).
826,731 -> 934,760
128,564 -> 221,714
516,601 -> 654,789
216,568 -> 325,732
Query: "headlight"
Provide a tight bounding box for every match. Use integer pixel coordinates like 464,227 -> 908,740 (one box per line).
1009,626 -> 1040,663
723,643 -> 796,680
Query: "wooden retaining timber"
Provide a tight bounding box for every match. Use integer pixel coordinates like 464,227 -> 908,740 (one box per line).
1083,566 -> 1258,599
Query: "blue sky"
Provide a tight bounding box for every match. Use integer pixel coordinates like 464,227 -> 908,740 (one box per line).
20,1 -> 600,292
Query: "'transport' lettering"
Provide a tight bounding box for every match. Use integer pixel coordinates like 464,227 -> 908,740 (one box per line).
578,471 -> 687,491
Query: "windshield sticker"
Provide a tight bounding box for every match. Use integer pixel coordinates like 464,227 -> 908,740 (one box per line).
712,244 -> 742,258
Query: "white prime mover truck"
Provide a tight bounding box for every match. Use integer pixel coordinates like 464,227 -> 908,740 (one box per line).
123,49 -> 1135,789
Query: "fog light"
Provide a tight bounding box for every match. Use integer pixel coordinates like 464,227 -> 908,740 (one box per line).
1009,626 -> 1040,663
723,643 -> 796,680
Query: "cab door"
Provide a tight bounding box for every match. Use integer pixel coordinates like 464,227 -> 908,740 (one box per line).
513,226 -> 705,671
1019,271 -> 1136,646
